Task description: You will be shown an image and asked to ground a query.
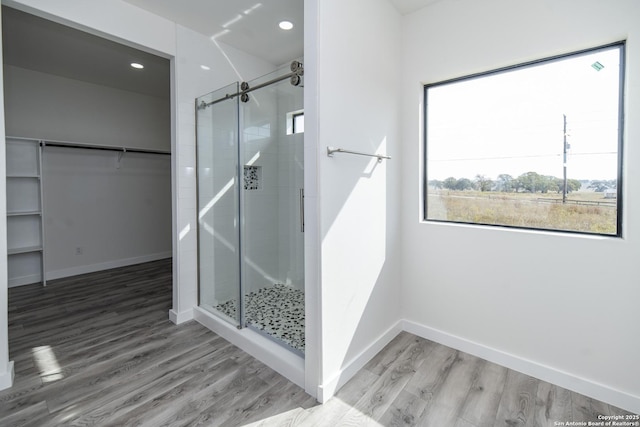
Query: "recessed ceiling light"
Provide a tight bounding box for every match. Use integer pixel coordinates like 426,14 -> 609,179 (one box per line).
279,21 -> 293,30
200,65 -> 211,71
130,62 -> 144,69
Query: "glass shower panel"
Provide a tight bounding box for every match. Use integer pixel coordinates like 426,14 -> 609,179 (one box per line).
240,66 -> 305,353
196,82 -> 241,326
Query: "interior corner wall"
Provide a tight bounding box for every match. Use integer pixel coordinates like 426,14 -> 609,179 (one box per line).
400,0 -> 640,413
315,0 -> 402,401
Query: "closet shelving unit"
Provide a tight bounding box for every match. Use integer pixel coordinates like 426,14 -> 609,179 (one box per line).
6,137 -> 46,286
5,136 -> 171,287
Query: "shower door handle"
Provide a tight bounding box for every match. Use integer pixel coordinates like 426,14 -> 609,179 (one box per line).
299,188 -> 305,233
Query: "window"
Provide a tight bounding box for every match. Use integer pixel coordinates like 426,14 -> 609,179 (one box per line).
424,43 -> 624,236
293,112 -> 304,134
287,110 -> 304,135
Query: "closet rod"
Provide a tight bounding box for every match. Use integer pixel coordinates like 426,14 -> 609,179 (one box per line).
42,140 -> 171,155
7,136 -> 171,155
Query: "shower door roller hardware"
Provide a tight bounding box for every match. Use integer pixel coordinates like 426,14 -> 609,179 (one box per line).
200,63 -> 304,109
299,188 -> 305,233
240,81 -> 251,102
290,61 -> 304,75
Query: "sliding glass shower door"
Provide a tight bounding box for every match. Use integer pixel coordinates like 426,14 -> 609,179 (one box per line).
196,82 -> 241,326
196,63 -> 305,354
239,68 -> 305,353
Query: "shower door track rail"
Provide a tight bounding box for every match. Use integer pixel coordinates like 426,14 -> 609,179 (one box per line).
198,61 -> 303,110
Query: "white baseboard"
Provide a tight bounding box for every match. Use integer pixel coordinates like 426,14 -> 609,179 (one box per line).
193,306 -> 305,389
169,308 -> 193,325
0,361 -> 15,391
8,274 -> 41,288
403,320 -> 640,414
317,320 -> 403,403
45,252 -> 172,282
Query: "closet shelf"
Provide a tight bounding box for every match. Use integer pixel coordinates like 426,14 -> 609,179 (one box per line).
8,245 -> 43,255
7,210 -> 42,217
7,174 -> 40,178
6,137 -> 46,286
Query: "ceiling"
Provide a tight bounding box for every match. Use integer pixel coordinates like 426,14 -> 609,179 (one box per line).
389,0 -> 441,15
123,0 -> 304,67
1,0 -> 437,100
1,6 -> 170,99
121,0 -> 438,66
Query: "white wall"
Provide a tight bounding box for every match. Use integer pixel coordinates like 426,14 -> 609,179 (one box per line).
3,66 -> 170,151
42,147 -> 171,280
0,5 -> 15,391
303,0 -> 321,398
314,0 -> 402,401
400,0 -> 640,413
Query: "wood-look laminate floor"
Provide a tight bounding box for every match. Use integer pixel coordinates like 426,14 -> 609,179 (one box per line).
1,259 -> 636,426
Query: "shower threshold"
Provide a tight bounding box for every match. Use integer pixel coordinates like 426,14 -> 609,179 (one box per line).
215,284 -> 305,353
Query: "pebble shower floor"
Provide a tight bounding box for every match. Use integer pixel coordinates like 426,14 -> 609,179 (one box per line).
215,284 -> 305,352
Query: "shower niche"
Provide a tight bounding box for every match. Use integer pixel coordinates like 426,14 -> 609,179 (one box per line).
196,62 -> 305,355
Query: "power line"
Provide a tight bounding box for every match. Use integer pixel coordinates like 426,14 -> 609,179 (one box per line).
429,153 -> 561,162
429,151 -> 616,162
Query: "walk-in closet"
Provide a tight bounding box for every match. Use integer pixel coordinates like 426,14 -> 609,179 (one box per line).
2,6 -> 172,287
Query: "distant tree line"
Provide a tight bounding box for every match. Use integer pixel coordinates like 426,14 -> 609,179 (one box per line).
428,172 -> 616,194
585,179 -> 618,192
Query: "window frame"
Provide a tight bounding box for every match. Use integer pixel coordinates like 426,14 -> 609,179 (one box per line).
292,111 -> 304,134
422,41 -> 626,237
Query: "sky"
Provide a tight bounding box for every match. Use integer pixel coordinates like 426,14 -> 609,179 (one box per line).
426,45 -> 622,182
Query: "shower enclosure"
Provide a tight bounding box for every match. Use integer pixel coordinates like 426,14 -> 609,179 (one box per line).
196,62 -> 304,355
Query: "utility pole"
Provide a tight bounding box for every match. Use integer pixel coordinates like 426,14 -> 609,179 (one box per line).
562,114 -> 568,204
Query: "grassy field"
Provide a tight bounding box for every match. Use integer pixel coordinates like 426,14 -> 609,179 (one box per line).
427,190 -> 617,234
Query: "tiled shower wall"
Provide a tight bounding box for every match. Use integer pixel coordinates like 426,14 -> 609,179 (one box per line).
276,84 -> 305,292
241,85 -> 280,295
240,69 -> 305,295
